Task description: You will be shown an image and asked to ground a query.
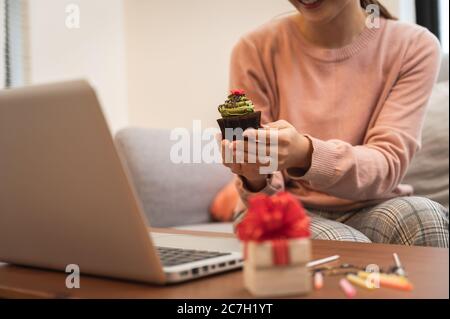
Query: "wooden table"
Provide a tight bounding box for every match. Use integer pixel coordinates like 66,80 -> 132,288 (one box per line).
0,228 -> 448,299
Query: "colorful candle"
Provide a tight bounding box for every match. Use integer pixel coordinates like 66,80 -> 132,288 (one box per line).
314,272 -> 324,290
339,278 -> 357,298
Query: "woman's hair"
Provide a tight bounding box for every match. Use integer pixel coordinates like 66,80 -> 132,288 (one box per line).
360,0 -> 397,20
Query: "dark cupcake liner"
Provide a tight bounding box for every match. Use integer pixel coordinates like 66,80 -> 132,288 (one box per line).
217,111 -> 261,141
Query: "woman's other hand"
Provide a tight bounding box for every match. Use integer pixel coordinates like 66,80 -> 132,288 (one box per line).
258,120 -> 312,172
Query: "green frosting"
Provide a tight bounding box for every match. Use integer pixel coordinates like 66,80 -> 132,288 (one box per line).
218,92 -> 254,117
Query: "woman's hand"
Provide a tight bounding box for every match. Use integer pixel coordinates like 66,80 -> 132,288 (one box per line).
256,120 -> 312,172
219,120 -> 313,191
220,138 -> 268,192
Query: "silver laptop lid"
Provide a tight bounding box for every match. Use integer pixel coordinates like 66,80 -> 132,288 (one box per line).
0,80 -> 165,284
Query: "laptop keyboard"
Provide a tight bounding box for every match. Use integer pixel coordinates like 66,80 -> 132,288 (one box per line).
156,246 -> 231,267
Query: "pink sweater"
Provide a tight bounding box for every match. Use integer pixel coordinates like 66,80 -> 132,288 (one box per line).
231,15 -> 441,211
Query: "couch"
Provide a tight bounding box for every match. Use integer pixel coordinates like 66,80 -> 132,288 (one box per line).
115,54 -> 449,234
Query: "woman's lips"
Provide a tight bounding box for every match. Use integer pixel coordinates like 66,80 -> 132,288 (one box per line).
298,0 -> 324,10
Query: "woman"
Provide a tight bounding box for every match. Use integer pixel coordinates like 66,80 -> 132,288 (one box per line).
220,0 -> 449,247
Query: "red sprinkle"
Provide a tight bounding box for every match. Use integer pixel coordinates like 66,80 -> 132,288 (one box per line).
230,89 -> 245,95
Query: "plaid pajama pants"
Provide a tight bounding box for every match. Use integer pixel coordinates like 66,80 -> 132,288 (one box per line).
234,196 -> 449,248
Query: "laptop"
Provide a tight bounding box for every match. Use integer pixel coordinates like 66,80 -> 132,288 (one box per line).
0,80 -> 242,284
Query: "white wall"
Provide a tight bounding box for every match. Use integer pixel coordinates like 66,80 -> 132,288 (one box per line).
124,0 -> 293,129
439,0 -> 449,52
381,0 -> 415,23
27,0 -> 128,132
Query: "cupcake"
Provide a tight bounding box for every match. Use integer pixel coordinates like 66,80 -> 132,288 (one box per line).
217,89 -> 261,140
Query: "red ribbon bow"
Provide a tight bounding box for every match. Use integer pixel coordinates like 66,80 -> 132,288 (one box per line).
236,192 -> 311,242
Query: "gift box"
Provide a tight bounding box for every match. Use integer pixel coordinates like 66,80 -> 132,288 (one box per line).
243,238 -> 311,297
236,192 -> 312,297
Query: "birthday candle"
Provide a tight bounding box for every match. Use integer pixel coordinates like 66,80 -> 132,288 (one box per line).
339,278 -> 356,298
346,274 -> 376,290
379,276 -> 413,291
357,271 -> 413,291
314,272 -> 324,290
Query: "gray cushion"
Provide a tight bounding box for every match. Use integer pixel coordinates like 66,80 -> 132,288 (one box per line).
437,54 -> 449,83
402,81 -> 449,208
115,128 -> 232,227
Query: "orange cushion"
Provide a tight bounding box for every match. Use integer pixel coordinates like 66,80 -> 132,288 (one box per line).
209,181 -> 239,222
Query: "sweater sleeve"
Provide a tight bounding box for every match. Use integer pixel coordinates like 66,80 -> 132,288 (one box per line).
286,30 -> 441,200
229,37 -> 277,124
229,37 -> 285,203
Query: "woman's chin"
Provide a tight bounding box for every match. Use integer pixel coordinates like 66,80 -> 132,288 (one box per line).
299,11 -> 337,25
292,0 -> 353,26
